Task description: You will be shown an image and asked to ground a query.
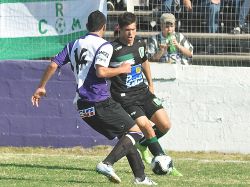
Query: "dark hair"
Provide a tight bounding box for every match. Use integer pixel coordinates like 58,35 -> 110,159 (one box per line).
118,12 -> 136,29
86,10 -> 106,32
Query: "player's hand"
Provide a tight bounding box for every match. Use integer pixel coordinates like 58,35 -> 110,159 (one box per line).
120,62 -> 132,74
31,87 -> 46,107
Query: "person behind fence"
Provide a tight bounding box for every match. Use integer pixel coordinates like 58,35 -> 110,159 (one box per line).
147,13 -> 193,65
163,0 -> 193,12
200,0 -> 221,53
205,0 -> 221,33
31,10 -> 157,185
231,0 -> 250,34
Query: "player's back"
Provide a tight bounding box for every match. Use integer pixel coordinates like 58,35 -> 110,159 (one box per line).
68,33 -> 109,73
68,33 -> 113,103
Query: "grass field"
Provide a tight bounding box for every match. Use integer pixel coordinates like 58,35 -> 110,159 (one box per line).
0,146 -> 249,187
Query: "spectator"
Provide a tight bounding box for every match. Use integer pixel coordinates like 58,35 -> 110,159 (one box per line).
163,0 -> 193,12
148,13 -> 193,65
231,0 -> 250,34
201,0 -> 221,53
204,0 -> 221,33
107,0 -> 127,11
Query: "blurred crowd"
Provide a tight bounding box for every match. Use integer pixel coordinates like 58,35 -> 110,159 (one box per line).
107,0 -> 250,34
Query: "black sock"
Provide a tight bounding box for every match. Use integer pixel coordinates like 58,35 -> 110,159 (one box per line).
153,125 -> 166,138
147,136 -> 165,156
126,145 -> 145,180
103,132 -> 143,165
139,125 -> 166,146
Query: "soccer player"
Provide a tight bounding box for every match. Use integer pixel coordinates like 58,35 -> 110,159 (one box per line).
109,12 -> 182,176
31,10 -> 156,185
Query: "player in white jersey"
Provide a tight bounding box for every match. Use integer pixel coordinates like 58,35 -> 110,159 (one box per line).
31,10 -> 156,185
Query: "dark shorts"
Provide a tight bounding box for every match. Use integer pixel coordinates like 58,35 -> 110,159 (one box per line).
123,91 -> 163,120
77,98 -> 135,140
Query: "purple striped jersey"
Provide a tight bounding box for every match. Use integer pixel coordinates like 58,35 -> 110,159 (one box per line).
52,33 -> 113,103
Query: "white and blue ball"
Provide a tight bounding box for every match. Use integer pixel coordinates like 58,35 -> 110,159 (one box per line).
151,155 -> 173,175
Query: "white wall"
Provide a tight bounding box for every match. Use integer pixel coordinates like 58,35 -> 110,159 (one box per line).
150,63 -> 250,154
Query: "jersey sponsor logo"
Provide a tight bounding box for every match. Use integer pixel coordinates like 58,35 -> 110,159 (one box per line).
138,47 -> 144,58
98,50 -> 109,58
78,106 -> 95,118
96,56 -> 107,63
125,64 -> 143,88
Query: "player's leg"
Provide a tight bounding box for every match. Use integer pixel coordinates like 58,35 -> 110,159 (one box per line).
97,131 -> 143,183
126,143 -> 157,185
126,105 -> 166,163
102,131 -> 156,184
98,130 -> 157,184
77,98 -> 137,183
150,108 -> 171,138
90,98 -> 155,183
101,131 -> 143,165
135,115 -> 165,157
139,95 -> 170,146
144,96 -> 183,176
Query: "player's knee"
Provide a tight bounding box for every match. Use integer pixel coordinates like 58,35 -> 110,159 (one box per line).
138,120 -> 153,131
129,124 -> 141,132
156,123 -> 171,134
164,121 -> 171,132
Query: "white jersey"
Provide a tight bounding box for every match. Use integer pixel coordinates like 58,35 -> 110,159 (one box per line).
52,33 -> 113,103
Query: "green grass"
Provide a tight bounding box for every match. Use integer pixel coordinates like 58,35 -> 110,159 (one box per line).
0,146 -> 249,187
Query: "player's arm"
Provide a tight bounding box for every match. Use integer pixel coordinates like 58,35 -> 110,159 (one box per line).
173,38 -> 192,58
31,61 -> 58,107
142,60 -> 154,94
151,44 -> 168,61
31,45 -> 69,107
95,43 -> 131,78
96,63 -> 131,78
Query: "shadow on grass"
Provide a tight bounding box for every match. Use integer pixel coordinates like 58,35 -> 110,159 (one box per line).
0,163 -> 111,184
0,162 -> 94,172
0,176 -> 108,184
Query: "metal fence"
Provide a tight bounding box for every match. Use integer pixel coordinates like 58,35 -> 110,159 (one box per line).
106,0 -> 250,66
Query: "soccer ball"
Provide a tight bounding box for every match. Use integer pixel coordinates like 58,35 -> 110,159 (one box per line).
55,18 -> 66,34
151,155 -> 173,175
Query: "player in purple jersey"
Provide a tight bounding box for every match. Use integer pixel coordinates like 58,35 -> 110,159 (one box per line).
31,10 -> 156,185
109,12 -> 182,176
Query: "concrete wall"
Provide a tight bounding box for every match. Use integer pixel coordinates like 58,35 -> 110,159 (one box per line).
0,61 -> 250,154
0,60 -> 115,148
151,64 -> 250,154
